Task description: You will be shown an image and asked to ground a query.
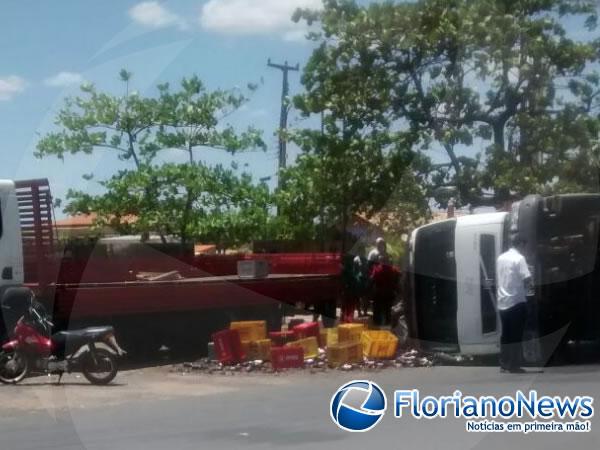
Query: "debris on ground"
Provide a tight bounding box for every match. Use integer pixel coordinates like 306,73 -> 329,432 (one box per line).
172,316 -> 471,376
173,347 -> 438,376
430,351 -> 475,366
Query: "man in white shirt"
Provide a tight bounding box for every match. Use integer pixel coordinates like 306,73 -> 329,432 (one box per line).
496,235 -> 532,373
368,237 -> 389,264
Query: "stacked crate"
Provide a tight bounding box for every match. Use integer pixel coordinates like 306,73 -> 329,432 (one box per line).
337,323 -> 365,343
327,341 -> 364,367
319,327 -> 338,347
271,346 -> 304,370
230,321 -> 271,361
213,318 -> 400,369
361,330 -> 398,359
285,337 -> 319,360
292,322 -> 321,345
230,321 -> 267,342
212,329 -> 245,364
268,330 -> 296,346
326,323 -> 364,367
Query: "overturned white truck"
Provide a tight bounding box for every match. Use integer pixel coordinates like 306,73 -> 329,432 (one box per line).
405,194 -> 600,365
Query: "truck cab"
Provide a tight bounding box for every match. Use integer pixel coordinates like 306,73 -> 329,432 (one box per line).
406,212 -> 508,355
0,179 -> 24,293
407,194 -> 600,363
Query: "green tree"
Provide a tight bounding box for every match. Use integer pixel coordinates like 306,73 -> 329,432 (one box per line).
294,0 -> 600,207
37,71 -> 268,246
274,149 -> 428,250
155,76 -> 265,163
36,70 -> 158,168
37,71 -> 264,166
64,163 -> 271,249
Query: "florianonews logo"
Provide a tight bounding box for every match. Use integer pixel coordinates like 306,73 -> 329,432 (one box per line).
330,380 -> 387,432
330,383 -> 594,434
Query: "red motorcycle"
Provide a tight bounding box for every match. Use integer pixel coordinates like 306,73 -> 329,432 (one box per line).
0,288 -> 124,385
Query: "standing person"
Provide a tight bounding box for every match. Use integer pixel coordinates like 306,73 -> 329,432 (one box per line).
340,253 -> 359,323
370,260 -> 400,327
496,235 -> 532,373
368,237 -> 389,264
367,238 -> 399,327
353,244 -> 369,317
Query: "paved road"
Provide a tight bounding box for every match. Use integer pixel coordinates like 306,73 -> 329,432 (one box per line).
1,364 -> 599,450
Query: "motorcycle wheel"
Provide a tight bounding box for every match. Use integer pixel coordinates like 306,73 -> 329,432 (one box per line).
0,351 -> 29,384
81,348 -> 118,385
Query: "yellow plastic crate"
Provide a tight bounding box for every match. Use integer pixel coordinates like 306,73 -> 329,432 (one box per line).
353,316 -> 372,330
320,328 -> 338,347
242,339 -> 272,361
285,337 -> 319,360
338,323 -> 365,343
327,341 -> 363,367
361,330 -> 399,359
230,321 -> 267,342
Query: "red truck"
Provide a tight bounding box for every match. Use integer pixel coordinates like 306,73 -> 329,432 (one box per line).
0,179 -> 341,356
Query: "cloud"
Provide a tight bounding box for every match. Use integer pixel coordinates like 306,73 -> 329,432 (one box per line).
129,1 -> 187,30
0,75 -> 26,101
44,71 -> 85,87
199,0 -> 321,40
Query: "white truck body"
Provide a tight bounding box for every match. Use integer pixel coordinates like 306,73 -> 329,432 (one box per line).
408,194 -> 600,364
408,212 -> 507,355
0,180 -> 24,291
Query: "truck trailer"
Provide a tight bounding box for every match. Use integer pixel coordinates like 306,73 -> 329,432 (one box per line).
406,194 -> 600,365
0,179 -> 341,357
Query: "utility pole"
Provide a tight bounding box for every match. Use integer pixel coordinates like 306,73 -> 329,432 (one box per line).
267,58 -> 299,188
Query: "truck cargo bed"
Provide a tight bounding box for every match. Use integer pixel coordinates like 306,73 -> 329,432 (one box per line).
36,273 -> 339,320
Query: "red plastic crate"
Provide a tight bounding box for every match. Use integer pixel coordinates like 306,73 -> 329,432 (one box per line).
212,329 -> 245,365
287,318 -> 305,330
293,321 -> 322,346
269,330 -> 296,346
271,346 -> 304,370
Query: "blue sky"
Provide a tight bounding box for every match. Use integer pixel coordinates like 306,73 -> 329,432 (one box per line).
0,0 -> 324,214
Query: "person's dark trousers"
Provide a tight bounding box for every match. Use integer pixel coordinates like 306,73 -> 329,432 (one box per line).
499,302 -> 527,370
372,293 -> 392,327
341,292 -> 358,323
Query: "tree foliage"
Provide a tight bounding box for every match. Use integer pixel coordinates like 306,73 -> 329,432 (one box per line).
276,128 -> 426,245
155,76 -> 265,163
293,0 -> 600,207
64,163 -> 271,248
37,72 -> 269,247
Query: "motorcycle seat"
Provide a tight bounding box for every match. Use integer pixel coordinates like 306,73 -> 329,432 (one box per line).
52,326 -> 114,344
